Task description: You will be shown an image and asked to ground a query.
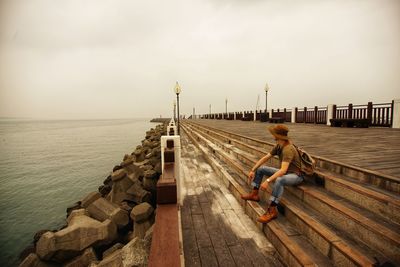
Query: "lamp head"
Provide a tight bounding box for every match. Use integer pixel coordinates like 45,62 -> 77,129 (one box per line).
264,83 -> 270,92
174,81 -> 181,95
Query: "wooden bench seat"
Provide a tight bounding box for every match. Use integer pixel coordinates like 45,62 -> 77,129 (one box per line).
241,116 -> 252,121
269,117 -> 285,123
330,118 -> 369,128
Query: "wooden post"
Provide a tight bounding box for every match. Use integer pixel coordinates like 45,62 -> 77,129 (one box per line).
304,107 -> 307,123
391,100 -> 394,127
271,109 -> 274,118
284,108 -> 287,122
332,105 -> 337,119
367,102 -> 373,125
295,107 -> 298,123
348,103 -> 353,119
314,106 -> 318,124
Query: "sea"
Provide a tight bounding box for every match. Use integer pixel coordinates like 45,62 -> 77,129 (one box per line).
0,118 -> 159,266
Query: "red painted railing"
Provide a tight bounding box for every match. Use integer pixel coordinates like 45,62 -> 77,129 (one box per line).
199,101 -> 394,128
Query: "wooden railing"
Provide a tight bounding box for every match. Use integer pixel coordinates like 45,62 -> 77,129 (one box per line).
295,106 -> 327,124
271,108 -> 292,122
198,100 -> 395,128
333,101 -> 394,127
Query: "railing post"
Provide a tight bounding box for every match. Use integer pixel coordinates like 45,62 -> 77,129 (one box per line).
271,109 -> 274,118
367,102 -> 373,125
348,103 -> 353,119
294,107 -> 298,123
332,105 -> 337,119
327,104 -> 334,126
291,107 -> 296,123
390,100 -> 394,127
392,99 -> 400,128
284,108 -> 287,122
304,107 -> 307,123
314,106 -> 318,124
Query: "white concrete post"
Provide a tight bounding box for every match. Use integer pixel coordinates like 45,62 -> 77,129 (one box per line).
161,135 -> 181,204
234,112 -> 236,120
327,104 -> 334,126
254,110 -> 256,121
393,99 -> 400,128
291,108 -> 296,123
167,126 -> 177,136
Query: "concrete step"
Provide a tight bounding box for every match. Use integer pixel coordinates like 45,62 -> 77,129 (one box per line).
182,124 -> 379,267
185,121 -> 400,226
182,125 -> 330,267
185,120 -> 400,194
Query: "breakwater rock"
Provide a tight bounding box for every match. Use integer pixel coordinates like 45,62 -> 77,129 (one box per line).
19,123 -> 166,267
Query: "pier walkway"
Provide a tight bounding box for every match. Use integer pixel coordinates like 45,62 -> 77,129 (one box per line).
180,132 -> 282,266
178,119 -> 400,266
187,119 -> 400,178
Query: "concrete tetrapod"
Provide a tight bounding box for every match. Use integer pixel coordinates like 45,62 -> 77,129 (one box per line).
87,198 -> 129,229
36,209 -> 117,261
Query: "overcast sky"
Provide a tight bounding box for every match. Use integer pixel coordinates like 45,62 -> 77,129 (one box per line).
0,0 -> 399,119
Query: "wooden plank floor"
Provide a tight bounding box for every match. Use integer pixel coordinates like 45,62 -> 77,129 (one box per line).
188,119 -> 400,178
180,133 -> 282,267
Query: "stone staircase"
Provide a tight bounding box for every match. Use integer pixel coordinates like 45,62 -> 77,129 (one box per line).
181,121 -> 400,267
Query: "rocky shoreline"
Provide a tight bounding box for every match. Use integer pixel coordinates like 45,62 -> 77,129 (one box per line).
19,123 -> 167,267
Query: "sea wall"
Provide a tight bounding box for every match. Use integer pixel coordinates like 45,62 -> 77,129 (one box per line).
19,123 -> 167,267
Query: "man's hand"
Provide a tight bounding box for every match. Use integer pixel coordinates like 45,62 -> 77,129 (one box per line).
260,181 -> 269,191
248,170 -> 255,183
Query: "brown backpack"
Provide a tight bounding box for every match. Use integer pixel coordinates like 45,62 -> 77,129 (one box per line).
293,145 -> 316,176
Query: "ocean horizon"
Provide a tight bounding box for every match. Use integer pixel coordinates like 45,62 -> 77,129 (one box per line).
0,118 -> 160,266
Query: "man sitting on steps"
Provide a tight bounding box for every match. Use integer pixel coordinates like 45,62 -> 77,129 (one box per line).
241,124 -> 304,223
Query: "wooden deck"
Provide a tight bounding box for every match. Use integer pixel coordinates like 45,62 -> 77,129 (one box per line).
180,133 -> 283,267
188,119 -> 400,178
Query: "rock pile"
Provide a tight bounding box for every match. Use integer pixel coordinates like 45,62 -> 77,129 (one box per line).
19,123 -> 166,267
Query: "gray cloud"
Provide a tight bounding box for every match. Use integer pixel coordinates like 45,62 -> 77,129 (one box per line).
0,0 -> 399,119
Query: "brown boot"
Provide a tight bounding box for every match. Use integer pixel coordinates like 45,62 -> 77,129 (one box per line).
241,189 -> 260,202
257,206 -> 278,223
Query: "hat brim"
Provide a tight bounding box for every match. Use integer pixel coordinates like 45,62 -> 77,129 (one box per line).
268,126 -> 289,140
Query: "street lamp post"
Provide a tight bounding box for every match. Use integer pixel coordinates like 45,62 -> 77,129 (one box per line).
265,83 -> 270,118
173,100 -> 176,122
174,81 -> 181,134
225,98 -> 228,119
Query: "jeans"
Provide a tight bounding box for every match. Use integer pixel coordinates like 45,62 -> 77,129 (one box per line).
251,166 -> 303,204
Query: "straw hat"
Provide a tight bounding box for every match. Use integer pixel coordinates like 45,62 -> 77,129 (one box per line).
268,124 -> 289,140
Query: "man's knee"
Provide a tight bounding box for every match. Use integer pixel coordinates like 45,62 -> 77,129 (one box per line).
258,166 -> 277,177
275,177 -> 283,185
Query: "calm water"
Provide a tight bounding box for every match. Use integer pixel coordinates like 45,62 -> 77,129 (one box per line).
0,119 -> 157,266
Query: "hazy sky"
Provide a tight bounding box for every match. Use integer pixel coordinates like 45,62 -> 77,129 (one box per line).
0,0 -> 399,119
